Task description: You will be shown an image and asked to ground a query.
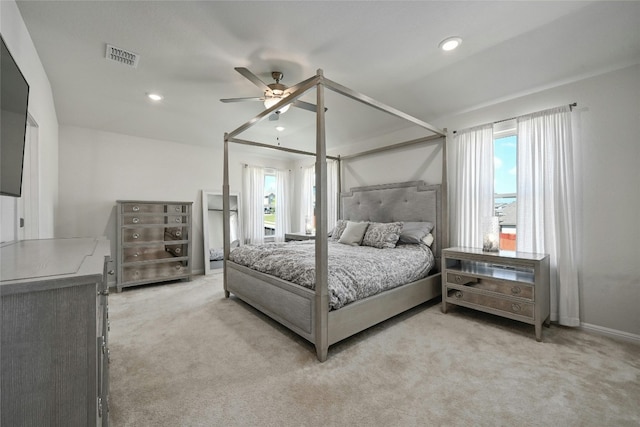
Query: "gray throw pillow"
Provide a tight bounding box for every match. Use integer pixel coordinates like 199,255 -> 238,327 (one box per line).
362,222 -> 403,249
330,219 -> 348,241
398,221 -> 434,244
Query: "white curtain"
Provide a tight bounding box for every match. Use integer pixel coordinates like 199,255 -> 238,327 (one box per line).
449,124 -> 495,248
300,165 -> 315,233
517,106 -> 580,326
242,165 -> 264,244
299,161 -> 338,234
274,168 -> 290,242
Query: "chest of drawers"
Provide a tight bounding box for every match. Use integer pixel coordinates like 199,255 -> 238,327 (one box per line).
442,247 -> 550,341
116,200 -> 192,292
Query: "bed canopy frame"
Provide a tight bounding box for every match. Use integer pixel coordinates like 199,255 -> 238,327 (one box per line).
222,69 -> 448,361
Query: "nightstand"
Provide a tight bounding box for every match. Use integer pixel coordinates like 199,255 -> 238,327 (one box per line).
442,247 -> 550,341
285,232 -> 315,242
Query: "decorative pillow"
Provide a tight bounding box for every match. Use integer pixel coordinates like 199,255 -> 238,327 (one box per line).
338,221 -> 369,246
362,222 -> 403,249
421,233 -> 434,247
398,221 -> 434,244
330,219 -> 348,241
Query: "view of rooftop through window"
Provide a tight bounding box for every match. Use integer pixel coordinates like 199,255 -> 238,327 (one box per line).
494,134 -> 517,250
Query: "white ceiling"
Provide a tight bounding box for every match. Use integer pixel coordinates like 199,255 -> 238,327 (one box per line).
15,1 -> 640,153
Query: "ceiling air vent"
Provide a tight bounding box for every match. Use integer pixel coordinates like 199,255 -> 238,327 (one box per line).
105,44 -> 139,68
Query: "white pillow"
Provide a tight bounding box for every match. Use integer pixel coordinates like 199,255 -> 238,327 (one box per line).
421,233 -> 434,247
338,221 -> 369,246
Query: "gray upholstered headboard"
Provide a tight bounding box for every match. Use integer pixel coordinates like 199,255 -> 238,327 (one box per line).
340,181 -> 442,263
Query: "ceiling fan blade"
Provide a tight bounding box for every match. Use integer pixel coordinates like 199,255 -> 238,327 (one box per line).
292,100 -> 328,113
235,67 -> 270,91
220,97 -> 263,103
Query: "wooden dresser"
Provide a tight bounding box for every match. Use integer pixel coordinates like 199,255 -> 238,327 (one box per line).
116,200 -> 193,292
1,237 -> 112,426
442,247 -> 550,341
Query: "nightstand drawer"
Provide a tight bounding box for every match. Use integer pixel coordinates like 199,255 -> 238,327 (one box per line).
446,287 -> 534,319
122,262 -> 188,282
446,272 -> 533,300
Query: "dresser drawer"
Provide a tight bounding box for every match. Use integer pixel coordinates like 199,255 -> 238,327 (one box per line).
167,204 -> 187,214
121,203 -> 165,214
122,227 -> 165,243
123,245 -> 172,263
166,215 -> 187,225
122,262 -> 188,283
165,243 -> 187,257
446,271 -> 533,300
165,227 -> 187,240
446,287 -> 534,319
122,215 -> 164,225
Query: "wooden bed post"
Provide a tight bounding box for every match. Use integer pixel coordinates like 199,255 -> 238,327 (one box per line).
223,133 -> 230,298
315,69 -> 329,362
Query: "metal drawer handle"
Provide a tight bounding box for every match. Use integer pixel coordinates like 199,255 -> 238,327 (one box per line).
454,290 -> 463,299
174,247 -> 181,254
175,264 -> 182,270
511,286 -> 521,295
175,231 -> 182,237
511,303 -> 521,312
108,270 -> 115,275
132,217 -> 140,224
175,207 -> 181,212
175,218 -> 181,223
132,206 -> 140,212
132,233 -> 139,239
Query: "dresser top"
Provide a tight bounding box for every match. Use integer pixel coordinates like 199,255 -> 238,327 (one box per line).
117,200 -> 193,204
444,246 -> 548,262
1,237 -> 110,293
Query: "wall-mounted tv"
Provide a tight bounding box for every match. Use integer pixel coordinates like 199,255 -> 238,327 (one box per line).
1,34 -> 30,197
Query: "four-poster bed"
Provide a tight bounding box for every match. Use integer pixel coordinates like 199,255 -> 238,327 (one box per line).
222,69 -> 448,361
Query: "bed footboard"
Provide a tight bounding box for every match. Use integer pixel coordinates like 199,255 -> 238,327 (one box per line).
226,262 -> 316,343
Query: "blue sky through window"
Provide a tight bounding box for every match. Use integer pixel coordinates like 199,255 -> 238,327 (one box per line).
494,135 -> 517,195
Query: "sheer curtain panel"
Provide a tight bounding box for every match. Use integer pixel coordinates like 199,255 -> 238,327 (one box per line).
517,106 -> 580,326
449,124 -> 495,248
274,169 -> 290,242
242,165 -> 265,244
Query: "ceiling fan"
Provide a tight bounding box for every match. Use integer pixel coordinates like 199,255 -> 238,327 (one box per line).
220,67 -> 321,121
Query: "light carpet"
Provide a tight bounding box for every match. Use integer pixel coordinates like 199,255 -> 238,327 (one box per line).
108,274 -> 639,426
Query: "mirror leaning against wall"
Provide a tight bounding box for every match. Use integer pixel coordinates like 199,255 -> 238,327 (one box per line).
201,190 -> 241,275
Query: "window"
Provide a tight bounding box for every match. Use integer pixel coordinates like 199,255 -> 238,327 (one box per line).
494,121 -> 517,250
264,172 -> 276,236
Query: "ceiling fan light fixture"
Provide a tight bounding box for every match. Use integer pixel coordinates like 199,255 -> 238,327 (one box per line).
439,36 -> 462,52
264,96 -> 290,114
147,93 -> 163,101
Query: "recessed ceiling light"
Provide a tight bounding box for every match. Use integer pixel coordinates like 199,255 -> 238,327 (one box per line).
147,93 -> 163,101
439,36 -> 462,52
275,126 -> 285,132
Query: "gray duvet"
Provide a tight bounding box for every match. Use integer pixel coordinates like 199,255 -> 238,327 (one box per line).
229,240 -> 435,310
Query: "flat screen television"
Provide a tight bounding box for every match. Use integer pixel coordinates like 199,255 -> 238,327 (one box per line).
1,34 -> 30,197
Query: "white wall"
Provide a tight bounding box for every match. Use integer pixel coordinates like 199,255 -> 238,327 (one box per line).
1,0 -> 59,238
432,64 -> 640,338
57,126 -> 292,275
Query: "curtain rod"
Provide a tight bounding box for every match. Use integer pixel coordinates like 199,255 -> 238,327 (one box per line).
452,103 -> 577,134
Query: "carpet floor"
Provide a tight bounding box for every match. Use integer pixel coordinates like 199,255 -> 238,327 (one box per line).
108,274 -> 639,426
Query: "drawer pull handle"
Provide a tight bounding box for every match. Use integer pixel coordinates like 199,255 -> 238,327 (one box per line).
455,275 -> 462,283
175,264 -> 182,271
511,303 -> 521,312
511,286 -> 521,295
175,231 -> 182,237
175,207 -> 181,212
132,233 -> 139,239
454,290 -> 463,299
174,247 -> 181,254
132,217 -> 140,224
175,218 -> 181,223
132,206 -> 140,212
108,270 -> 115,275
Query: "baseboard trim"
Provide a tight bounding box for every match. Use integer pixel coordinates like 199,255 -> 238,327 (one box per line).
580,322 -> 640,345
